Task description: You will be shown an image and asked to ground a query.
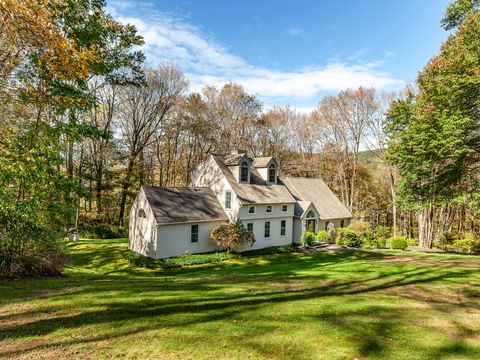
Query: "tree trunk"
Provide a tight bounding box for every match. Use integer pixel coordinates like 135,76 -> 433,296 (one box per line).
118,156 -> 135,227
418,206 -> 434,248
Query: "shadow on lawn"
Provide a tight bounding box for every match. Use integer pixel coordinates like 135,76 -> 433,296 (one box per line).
1,248 -> 479,359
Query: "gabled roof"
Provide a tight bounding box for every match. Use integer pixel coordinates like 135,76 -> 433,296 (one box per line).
142,186 -> 229,225
212,155 -> 295,204
252,156 -> 277,168
282,177 -> 353,220
294,200 -> 318,218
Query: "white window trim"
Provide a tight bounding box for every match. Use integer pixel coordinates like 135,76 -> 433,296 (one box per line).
265,205 -> 273,214
247,222 -> 254,233
225,191 -> 232,210
282,204 -> 288,212
248,205 -> 256,214
240,161 -> 249,183
190,224 -> 199,244
138,208 -> 147,219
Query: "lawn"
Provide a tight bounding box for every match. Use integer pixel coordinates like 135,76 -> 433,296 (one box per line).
1,239 -> 480,359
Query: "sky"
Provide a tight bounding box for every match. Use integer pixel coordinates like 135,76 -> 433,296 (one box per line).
109,0 -> 452,112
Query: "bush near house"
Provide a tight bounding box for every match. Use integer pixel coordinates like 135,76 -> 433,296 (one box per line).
391,236 -> 408,250
210,220 -> 255,252
124,250 -> 238,269
362,229 -> 387,249
347,221 -> 370,236
301,231 -> 317,246
316,230 -> 329,242
336,228 -> 363,247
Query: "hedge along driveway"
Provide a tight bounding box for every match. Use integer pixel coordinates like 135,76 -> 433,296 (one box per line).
0,239 -> 480,359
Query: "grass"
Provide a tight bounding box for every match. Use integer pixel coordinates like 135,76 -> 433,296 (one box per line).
0,239 -> 479,359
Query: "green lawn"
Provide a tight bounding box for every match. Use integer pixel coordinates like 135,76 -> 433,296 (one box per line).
1,239 -> 480,359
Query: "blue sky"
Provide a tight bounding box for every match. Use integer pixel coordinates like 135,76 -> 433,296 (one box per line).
110,0 -> 451,111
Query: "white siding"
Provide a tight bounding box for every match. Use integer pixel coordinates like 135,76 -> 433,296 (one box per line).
156,221 -> 224,259
239,203 -> 294,219
128,189 -> 157,258
241,217 -> 293,251
318,218 -> 351,231
192,156 -> 241,220
293,218 -> 302,244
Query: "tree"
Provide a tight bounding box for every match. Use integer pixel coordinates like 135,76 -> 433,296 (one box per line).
117,65 -> 188,226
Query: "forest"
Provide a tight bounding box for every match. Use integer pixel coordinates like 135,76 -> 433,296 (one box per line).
1,0 -> 480,278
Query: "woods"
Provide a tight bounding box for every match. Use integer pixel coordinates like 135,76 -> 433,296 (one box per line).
1,0 -> 480,278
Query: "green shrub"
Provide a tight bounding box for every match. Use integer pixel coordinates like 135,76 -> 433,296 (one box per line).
123,250 -> 238,269
316,230 -> 329,242
80,224 -> 126,239
375,226 -> 391,239
407,238 -> 419,247
341,229 -> 362,248
301,231 -> 317,246
362,235 -> 386,249
447,237 -> 480,254
347,221 -> 370,236
390,236 -> 408,250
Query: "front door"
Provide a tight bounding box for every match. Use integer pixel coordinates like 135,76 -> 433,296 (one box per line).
305,219 -> 316,232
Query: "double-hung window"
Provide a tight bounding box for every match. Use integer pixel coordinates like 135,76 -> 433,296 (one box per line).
190,224 -> 199,243
266,205 -> 272,213
225,191 -> 232,210
264,221 -> 270,238
247,223 -> 254,234
280,220 -> 286,236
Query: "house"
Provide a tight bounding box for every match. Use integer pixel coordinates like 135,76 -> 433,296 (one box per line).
128,151 -> 353,259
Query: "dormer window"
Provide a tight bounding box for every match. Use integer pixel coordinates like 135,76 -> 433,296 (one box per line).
240,161 -> 249,182
268,163 -> 276,183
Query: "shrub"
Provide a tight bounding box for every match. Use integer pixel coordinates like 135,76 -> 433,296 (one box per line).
447,236 -> 480,254
347,221 -> 370,236
80,224 -> 126,239
210,220 -> 255,252
243,245 -> 300,256
375,226 -> 391,239
407,238 -> 419,247
390,236 -> 408,250
316,230 -> 329,242
362,235 -> 386,249
0,208 -> 68,279
301,231 -> 317,246
340,229 -> 362,248
124,250 -> 238,269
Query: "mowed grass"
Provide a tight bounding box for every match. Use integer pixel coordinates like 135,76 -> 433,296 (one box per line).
1,239 -> 480,359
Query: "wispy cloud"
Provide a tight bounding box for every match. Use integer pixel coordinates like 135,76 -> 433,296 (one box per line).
286,26 -> 305,37
110,3 -> 404,108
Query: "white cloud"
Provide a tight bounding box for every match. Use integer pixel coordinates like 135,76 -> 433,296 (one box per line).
286,26 -> 305,37
110,3 -> 404,108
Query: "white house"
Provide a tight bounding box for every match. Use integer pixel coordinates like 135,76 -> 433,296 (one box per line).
128,151 -> 353,259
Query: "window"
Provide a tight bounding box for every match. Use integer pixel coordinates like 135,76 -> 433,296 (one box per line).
325,221 -> 330,230
340,219 -> 345,228
247,223 -> 254,234
306,210 -> 315,219
240,161 -> 249,182
225,191 -> 232,210
264,221 -> 270,238
282,204 -> 288,212
138,208 -> 146,218
190,224 -> 199,243
280,220 -> 286,236
266,205 -> 272,213
248,205 -> 255,214
268,163 -> 276,183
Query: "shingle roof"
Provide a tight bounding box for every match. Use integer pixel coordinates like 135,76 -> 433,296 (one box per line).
282,177 -> 353,220
252,156 -> 274,168
142,186 -> 229,225
212,155 -> 296,204
222,153 -> 248,165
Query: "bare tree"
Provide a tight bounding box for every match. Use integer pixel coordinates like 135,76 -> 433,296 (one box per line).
117,64 -> 188,226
